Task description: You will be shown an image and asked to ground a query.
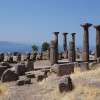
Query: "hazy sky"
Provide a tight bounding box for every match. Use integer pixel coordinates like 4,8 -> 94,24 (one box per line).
0,0 -> 100,46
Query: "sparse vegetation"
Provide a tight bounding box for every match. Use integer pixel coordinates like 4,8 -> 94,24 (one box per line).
41,42 -> 50,51
0,84 -> 8,99
38,66 -> 100,100
32,45 -> 38,51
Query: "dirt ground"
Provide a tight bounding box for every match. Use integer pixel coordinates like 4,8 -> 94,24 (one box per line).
0,60 -> 100,100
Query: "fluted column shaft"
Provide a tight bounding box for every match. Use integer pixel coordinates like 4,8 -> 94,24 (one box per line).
80,23 -> 92,62
71,33 -> 76,61
94,25 -> 100,59
62,33 -> 68,51
53,32 -> 59,63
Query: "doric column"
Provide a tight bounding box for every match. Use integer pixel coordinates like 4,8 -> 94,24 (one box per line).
50,40 -> 56,65
71,33 -> 76,43
53,32 -> 59,62
71,33 -> 76,61
68,41 -> 75,62
80,23 -> 92,61
93,25 -> 100,59
62,32 -> 68,51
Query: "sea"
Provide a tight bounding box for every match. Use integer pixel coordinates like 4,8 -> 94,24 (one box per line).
0,41 -> 95,55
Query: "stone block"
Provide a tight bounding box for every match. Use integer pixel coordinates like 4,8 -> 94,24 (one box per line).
16,80 -> 24,86
68,51 -> 75,62
82,52 -> 89,61
7,56 -> 13,63
25,60 -> 34,71
15,56 -> 21,61
1,69 -> 19,82
0,66 -> 8,79
7,52 -> 12,56
97,57 -> 100,63
68,42 -> 74,51
42,51 -> 50,60
62,51 -> 68,59
81,62 -> 89,71
24,52 -> 30,61
59,75 -> 73,92
0,52 -> 4,62
15,64 -> 26,76
51,63 -> 74,76
24,78 -> 31,84
30,52 -> 37,60
1,62 -> 11,68
36,75 -> 47,82
58,52 -> 62,60
26,73 -> 35,78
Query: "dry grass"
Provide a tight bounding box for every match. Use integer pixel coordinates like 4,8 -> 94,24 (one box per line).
0,63 -> 100,100
62,66 -> 100,100
0,84 -> 8,100
38,66 -> 100,100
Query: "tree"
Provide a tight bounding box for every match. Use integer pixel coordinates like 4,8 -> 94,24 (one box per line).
32,45 -> 38,51
42,42 -> 50,51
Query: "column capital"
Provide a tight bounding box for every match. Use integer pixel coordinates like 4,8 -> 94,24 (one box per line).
71,33 -> 76,36
53,32 -> 59,35
62,32 -> 68,35
93,25 -> 100,30
80,23 -> 92,28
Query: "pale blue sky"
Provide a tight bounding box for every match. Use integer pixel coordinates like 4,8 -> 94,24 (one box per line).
0,0 -> 100,46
